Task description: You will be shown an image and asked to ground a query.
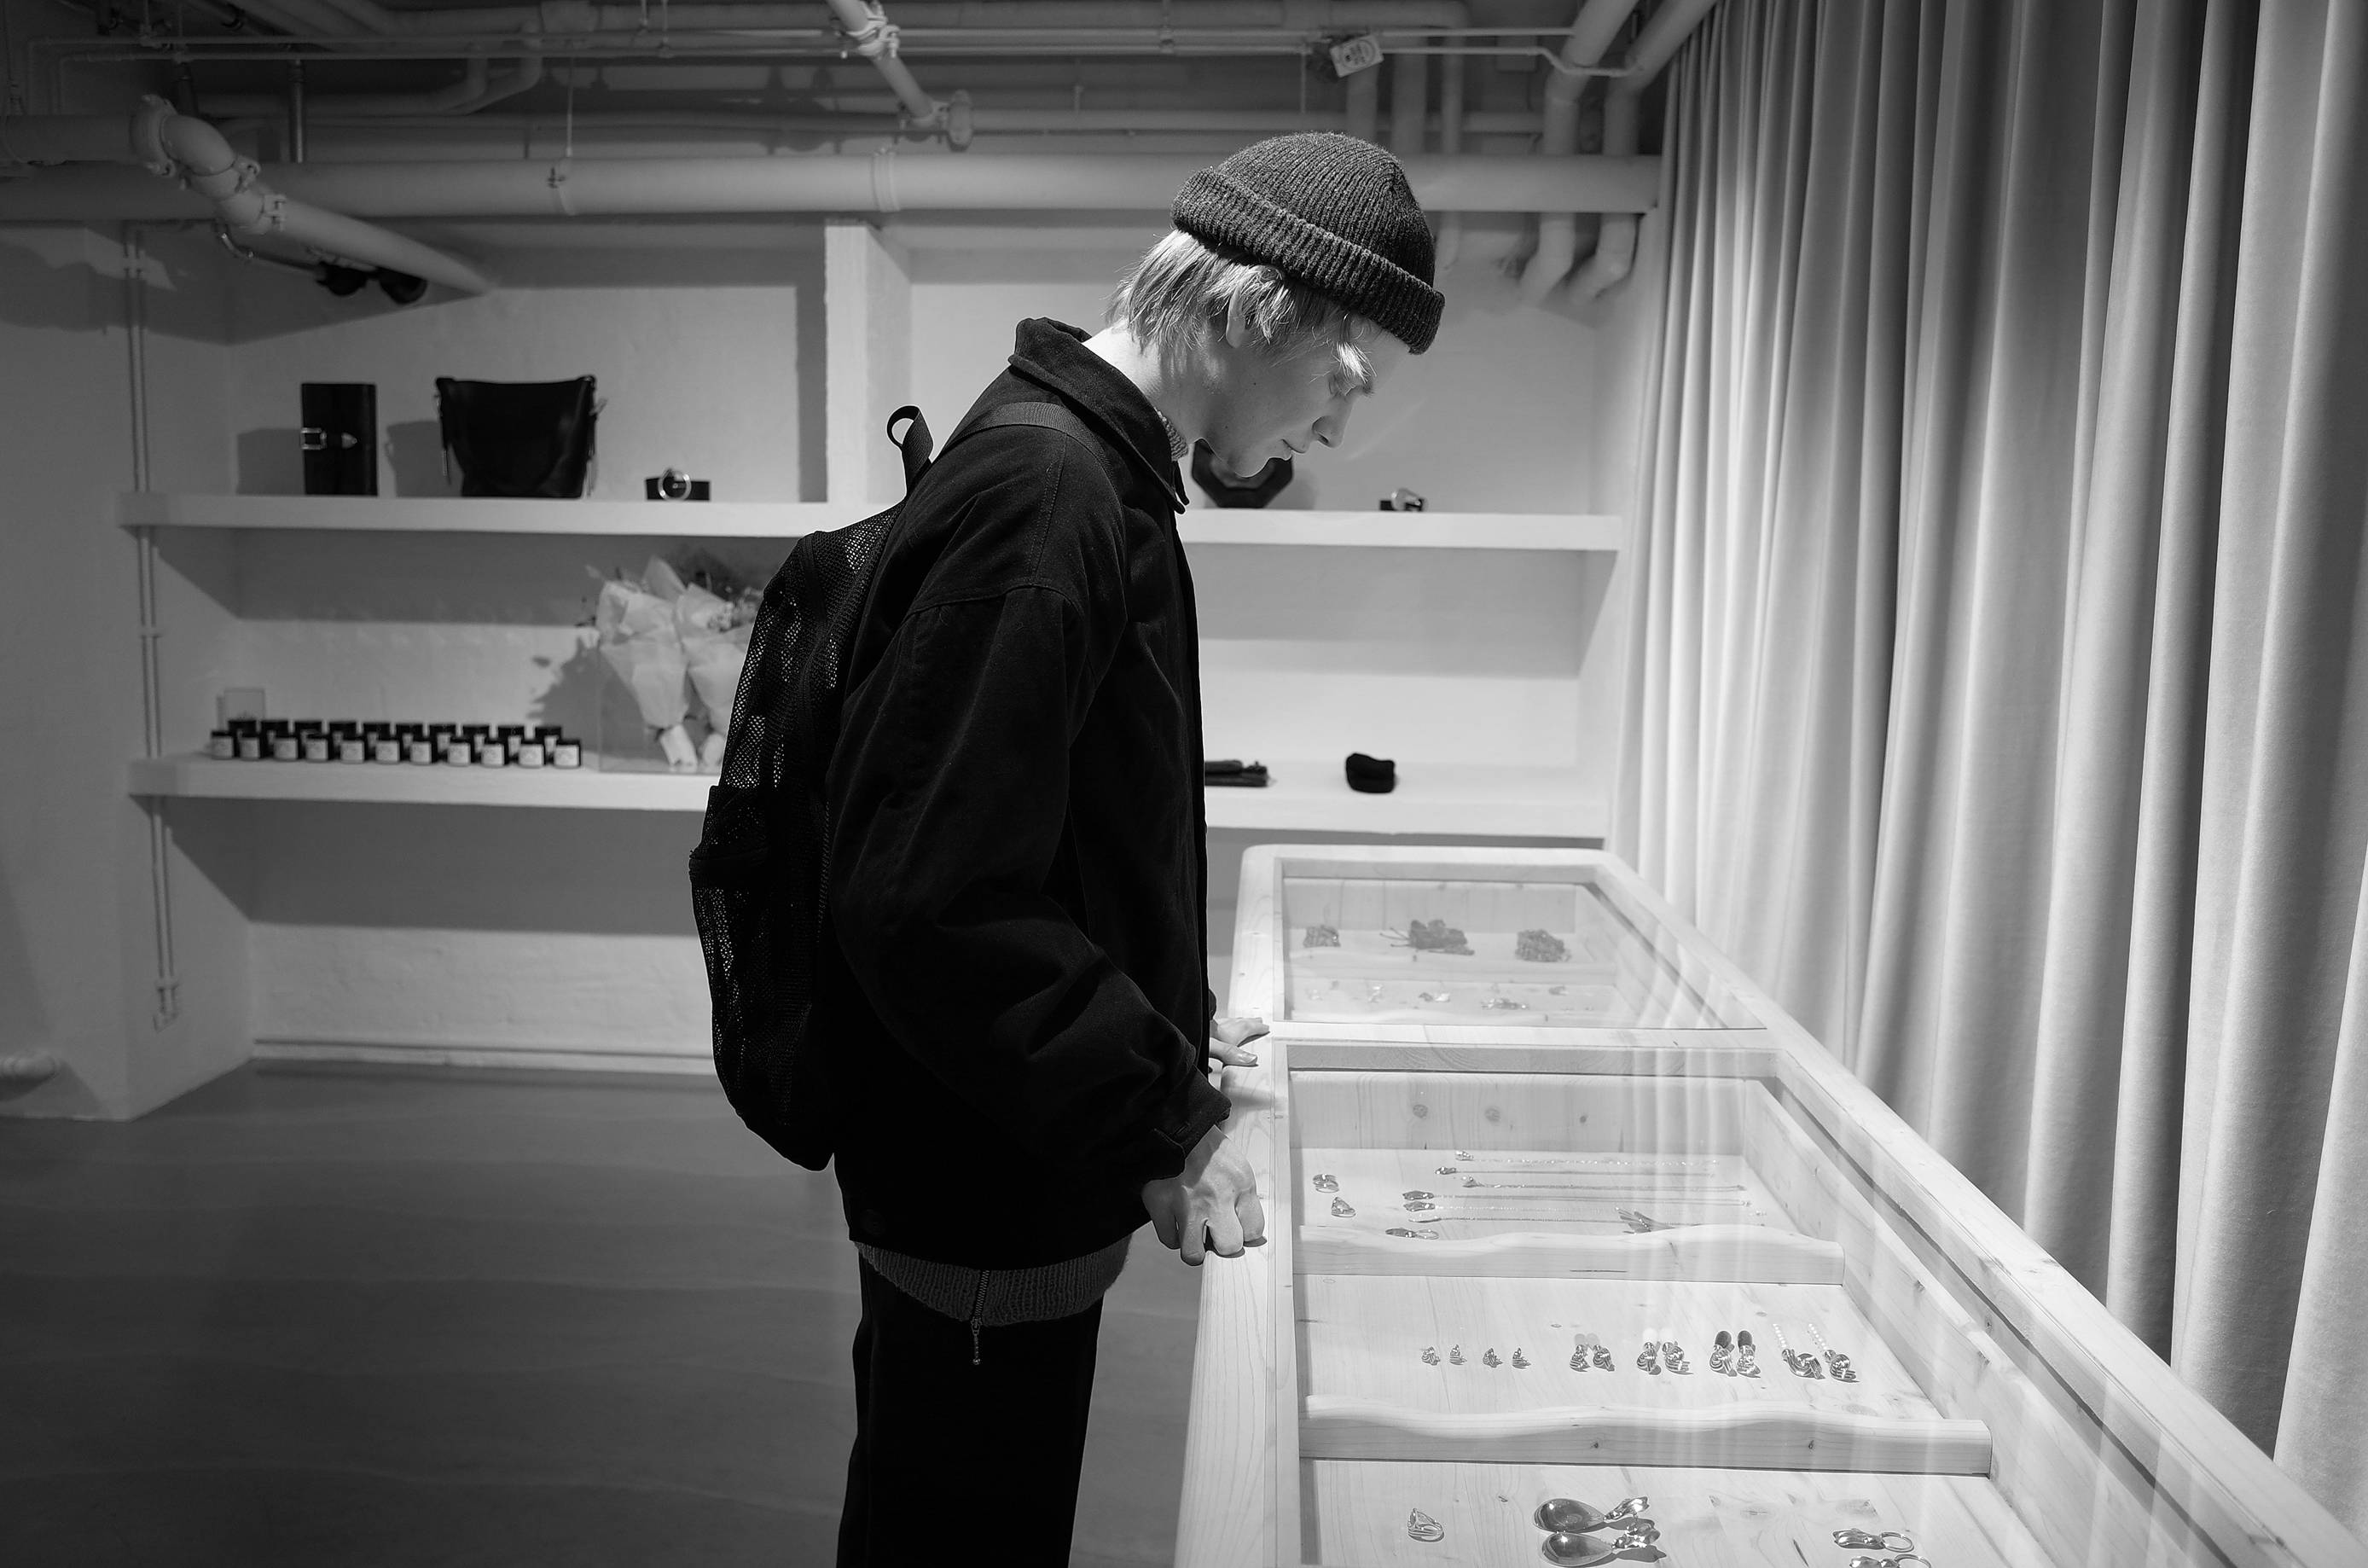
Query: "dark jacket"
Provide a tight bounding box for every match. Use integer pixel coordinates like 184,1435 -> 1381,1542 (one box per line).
815,319 -> 1234,1269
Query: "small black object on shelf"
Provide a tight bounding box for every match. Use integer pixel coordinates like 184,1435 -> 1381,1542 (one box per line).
1191,440 -> 1294,508
300,382 -> 378,496
1345,752 -> 1396,793
1204,758 -> 1270,788
1378,487 -> 1426,512
646,468 -> 711,502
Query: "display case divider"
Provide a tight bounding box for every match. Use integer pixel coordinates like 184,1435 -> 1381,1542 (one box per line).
1297,1396 -> 1994,1472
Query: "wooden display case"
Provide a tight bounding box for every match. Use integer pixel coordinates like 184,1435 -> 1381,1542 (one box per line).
1179,846 -> 2367,1568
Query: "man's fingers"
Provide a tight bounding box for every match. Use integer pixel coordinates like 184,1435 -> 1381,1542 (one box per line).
1148,1195 -> 1181,1251
1207,1015 -> 1269,1068
1205,1205 -> 1245,1259
1179,1214 -> 1208,1267
1236,1188 -> 1268,1250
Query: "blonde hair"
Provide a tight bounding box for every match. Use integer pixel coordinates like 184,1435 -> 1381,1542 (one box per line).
1110,229 -> 1380,398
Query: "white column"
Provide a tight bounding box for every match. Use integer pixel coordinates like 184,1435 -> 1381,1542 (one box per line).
823,218 -> 914,508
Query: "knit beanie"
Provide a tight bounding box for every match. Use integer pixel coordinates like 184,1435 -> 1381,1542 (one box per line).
1172,132 -> 1444,354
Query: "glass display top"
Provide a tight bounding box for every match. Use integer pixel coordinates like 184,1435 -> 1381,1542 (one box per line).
1280,872 -> 1752,1030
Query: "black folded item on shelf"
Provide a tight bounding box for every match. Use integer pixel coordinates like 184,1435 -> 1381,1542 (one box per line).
1204,758 -> 1270,787
434,375 -> 600,497
300,382 -> 379,496
1345,752 -> 1396,793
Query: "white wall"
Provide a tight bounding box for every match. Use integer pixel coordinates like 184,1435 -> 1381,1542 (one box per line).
0,223 -> 253,1119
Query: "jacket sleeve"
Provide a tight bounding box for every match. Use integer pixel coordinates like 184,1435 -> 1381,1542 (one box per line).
826,438 -> 1231,1186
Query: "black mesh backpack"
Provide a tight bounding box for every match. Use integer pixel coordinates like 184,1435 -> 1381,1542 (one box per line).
688,398 -> 1094,1168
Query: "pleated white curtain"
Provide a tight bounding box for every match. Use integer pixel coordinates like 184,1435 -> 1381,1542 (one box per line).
1613,0 -> 2368,1526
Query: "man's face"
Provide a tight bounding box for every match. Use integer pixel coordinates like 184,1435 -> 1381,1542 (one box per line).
1200,317 -> 1411,479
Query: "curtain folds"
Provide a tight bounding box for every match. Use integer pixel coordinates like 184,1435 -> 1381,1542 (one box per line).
1615,0 -> 2368,1529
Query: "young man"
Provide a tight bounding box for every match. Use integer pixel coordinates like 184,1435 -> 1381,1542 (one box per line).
816,132 -> 1442,1565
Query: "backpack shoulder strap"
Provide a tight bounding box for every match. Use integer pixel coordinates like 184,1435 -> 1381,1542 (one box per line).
944,399 -> 1098,458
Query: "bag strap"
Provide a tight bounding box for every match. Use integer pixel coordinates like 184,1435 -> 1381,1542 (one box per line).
882,399 -> 1106,503
949,400 -> 1097,456
885,405 -> 934,493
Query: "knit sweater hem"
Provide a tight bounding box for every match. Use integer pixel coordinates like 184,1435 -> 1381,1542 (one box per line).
856,1234 -> 1134,1327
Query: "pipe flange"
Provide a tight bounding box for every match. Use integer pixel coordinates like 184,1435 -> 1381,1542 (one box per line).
132,94 -> 177,175
839,3 -> 898,59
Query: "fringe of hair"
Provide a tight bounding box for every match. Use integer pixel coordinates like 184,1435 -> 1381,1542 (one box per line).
1109,230 -> 1378,394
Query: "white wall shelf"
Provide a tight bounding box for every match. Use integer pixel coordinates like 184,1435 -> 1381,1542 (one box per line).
126,755 -> 1603,839
119,492 -> 1624,552
119,492 -> 851,539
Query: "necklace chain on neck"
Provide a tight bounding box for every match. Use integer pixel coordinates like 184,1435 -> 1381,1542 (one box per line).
1153,406 -> 1189,462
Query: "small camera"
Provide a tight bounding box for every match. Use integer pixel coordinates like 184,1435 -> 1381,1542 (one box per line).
646,468 -> 711,502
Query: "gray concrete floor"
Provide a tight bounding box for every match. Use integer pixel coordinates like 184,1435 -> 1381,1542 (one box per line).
0,1065 -> 1203,1566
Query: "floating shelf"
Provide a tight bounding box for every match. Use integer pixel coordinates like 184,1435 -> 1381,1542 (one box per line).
119,494 -> 1625,552
127,755 -> 1604,839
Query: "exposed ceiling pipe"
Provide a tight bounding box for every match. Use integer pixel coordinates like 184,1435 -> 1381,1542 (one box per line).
0,150 -> 1659,220
0,101 -> 495,293
241,0 -> 373,36
1387,49 -> 1425,154
234,105 -> 1549,136
820,0 -> 963,142
1568,78 -> 1640,298
287,59 -> 307,161
1565,0 -> 1715,299
237,0 -> 1471,37
1344,66 -> 1378,141
1433,46 -> 1464,270
202,55 -> 546,119
1515,0 -> 1634,305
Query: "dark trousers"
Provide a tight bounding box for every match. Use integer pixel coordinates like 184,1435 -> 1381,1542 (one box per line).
836,1257 -> 1105,1567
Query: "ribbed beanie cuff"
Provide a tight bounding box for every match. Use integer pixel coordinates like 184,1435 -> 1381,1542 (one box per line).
1173,133 -> 1443,353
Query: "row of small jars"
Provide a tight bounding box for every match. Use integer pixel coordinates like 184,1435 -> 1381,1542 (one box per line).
208,717 -> 583,769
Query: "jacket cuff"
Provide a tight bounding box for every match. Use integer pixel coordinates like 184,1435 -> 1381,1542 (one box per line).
1167,1071 -> 1233,1165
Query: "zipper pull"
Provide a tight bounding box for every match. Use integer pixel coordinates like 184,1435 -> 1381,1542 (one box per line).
970,1319 -> 983,1367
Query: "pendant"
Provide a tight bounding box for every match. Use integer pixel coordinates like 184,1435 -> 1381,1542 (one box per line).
1406,1507 -> 1445,1542
1312,1173 -> 1339,1193
1330,1196 -> 1355,1217
1420,1345 -> 1441,1365
1482,1348 -> 1502,1368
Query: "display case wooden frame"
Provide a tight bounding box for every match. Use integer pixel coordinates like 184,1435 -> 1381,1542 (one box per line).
1178,845 -> 2367,1568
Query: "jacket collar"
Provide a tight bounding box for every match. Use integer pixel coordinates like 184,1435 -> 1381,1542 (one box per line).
1006,319 -> 1191,511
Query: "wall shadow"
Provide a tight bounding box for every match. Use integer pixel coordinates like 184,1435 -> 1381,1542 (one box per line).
386,420 -> 453,497
235,428 -> 306,496
244,802 -> 702,936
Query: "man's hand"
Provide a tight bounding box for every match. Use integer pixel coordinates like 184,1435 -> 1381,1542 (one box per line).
1208,1013 -> 1268,1069
1143,1123 -> 1266,1266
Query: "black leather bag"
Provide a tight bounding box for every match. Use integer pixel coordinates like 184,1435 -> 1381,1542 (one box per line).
434,376 -> 600,497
